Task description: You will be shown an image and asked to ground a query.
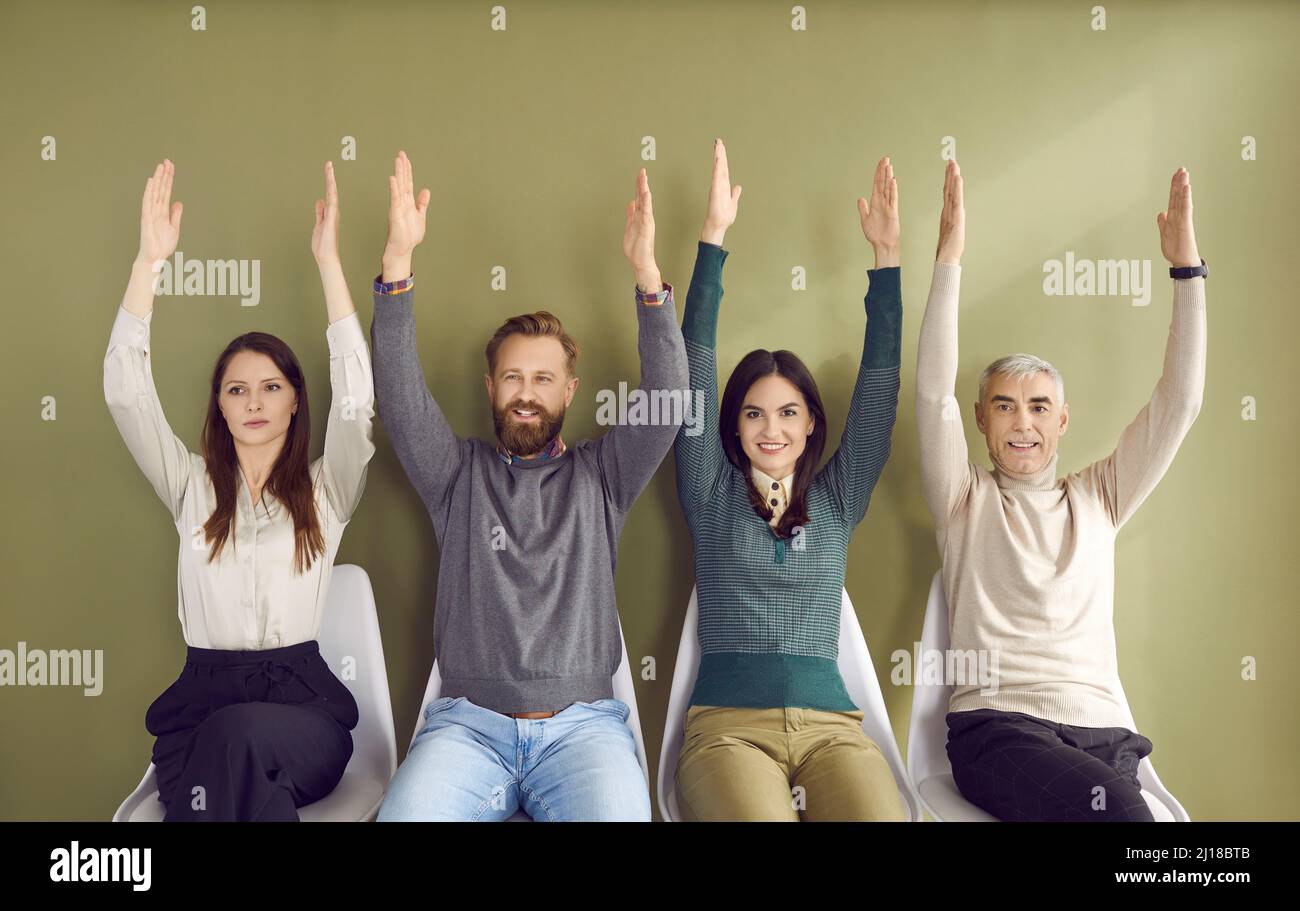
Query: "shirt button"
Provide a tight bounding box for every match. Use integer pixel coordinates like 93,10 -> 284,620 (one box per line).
771,482 -> 779,490
770,498 -> 779,506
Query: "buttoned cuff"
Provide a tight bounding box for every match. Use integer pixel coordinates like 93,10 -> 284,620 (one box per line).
325,310 -> 367,357
109,304 -> 151,351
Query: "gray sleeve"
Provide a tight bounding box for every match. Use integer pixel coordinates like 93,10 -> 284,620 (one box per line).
370,287 -> 466,517
594,290 -> 690,513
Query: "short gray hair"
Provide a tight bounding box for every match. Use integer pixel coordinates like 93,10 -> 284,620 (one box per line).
978,353 -> 1065,405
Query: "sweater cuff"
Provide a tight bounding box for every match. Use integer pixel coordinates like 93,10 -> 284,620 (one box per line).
930,260 -> 962,297
682,241 -> 728,347
863,267 -> 902,369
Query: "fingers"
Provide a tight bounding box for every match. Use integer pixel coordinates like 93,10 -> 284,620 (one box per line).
324,161 -> 338,210
315,198 -> 325,227
388,174 -> 399,208
142,172 -> 155,219
1177,167 -> 1192,214
1156,211 -> 1166,232
161,159 -> 173,212
1167,167 -> 1180,215
416,188 -> 431,214
952,162 -> 963,210
149,161 -> 164,211
171,201 -> 183,232
400,150 -> 413,196
713,138 -> 729,185
858,196 -> 869,220
732,184 -> 742,206
637,168 -> 653,219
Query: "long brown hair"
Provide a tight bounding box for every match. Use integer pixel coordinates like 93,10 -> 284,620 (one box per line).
200,332 -> 324,575
719,349 -> 828,539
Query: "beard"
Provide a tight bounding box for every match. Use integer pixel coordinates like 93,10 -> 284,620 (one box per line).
493,396 -> 566,457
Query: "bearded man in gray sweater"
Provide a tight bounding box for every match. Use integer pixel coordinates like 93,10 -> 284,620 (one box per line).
371,152 -> 687,821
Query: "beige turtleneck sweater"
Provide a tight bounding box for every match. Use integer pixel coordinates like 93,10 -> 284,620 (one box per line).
915,261 -> 1206,728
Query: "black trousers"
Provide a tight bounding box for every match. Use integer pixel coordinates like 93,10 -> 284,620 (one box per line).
145,639 -> 359,821
945,708 -> 1156,822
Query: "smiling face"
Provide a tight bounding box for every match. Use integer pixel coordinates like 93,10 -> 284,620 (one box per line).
218,349 -> 298,448
974,370 -> 1068,477
737,373 -> 815,480
485,333 -> 579,457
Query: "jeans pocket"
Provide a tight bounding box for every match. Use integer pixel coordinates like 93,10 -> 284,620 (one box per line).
423,695 -> 465,721
592,698 -> 630,719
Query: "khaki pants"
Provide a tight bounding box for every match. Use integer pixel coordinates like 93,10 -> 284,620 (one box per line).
675,705 -> 907,821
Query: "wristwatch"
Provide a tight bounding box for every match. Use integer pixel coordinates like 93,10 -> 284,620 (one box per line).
1169,258 -> 1207,280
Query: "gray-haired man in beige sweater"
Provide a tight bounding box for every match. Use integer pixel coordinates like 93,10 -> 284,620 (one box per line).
915,161 -> 1207,821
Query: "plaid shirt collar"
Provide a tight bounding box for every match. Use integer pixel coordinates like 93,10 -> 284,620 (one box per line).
496,434 -> 566,465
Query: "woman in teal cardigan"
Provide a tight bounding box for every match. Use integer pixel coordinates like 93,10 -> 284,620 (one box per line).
673,141 -> 906,821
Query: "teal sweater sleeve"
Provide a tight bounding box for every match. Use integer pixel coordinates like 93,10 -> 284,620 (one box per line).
820,266 -> 903,526
674,241 -> 730,525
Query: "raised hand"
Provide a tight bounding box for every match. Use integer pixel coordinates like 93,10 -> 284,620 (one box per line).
936,158 -> 964,265
1157,167 -> 1200,268
382,150 -> 430,281
701,138 -> 742,246
858,155 -> 899,267
311,161 -> 341,267
138,159 -> 183,267
622,167 -> 661,292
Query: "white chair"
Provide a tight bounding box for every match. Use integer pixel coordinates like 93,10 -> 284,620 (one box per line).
402,617 -> 650,822
656,586 -> 923,822
113,564 -> 398,822
906,570 -> 1190,822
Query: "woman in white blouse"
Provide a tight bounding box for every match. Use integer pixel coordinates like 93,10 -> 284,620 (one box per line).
103,159 -> 376,821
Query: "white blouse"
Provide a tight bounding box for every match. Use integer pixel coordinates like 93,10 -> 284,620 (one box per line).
103,304 -> 376,651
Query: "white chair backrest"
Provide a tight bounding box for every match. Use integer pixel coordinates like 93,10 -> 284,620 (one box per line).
657,585 -> 922,821
317,564 -> 398,789
906,569 -> 1189,822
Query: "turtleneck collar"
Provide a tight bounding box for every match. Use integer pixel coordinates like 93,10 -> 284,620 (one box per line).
991,450 -> 1060,491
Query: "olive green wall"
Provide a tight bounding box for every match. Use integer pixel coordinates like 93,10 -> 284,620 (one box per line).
1,0 -> 1295,820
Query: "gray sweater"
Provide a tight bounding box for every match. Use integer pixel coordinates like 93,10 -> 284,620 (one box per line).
370,285 -> 688,713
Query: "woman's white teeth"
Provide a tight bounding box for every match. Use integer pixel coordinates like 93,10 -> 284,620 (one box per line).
759,443 -> 787,450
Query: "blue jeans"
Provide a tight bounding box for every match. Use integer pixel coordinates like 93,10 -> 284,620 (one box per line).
377,695 -> 651,821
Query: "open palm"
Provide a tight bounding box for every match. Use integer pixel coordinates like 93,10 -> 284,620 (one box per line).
138,159 -> 182,265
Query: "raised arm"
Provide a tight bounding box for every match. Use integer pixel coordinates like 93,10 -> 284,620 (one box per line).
369,151 -> 465,516
823,156 -> 903,526
1084,167 -> 1207,529
674,139 -> 739,522
309,161 -> 376,523
915,159 -> 974,529
103,159 -> 194,524
595,166 -> 690,513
